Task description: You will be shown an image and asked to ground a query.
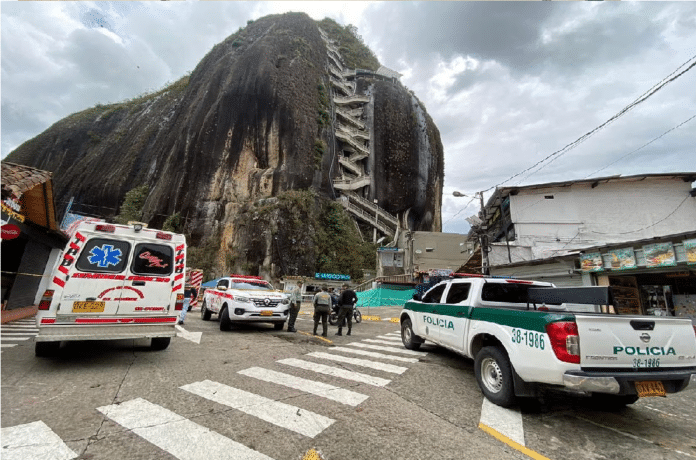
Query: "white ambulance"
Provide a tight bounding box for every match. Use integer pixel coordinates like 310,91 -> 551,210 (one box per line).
35,222 -> 187,356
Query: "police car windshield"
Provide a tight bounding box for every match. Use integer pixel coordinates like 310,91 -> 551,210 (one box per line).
231,280 -> 273,290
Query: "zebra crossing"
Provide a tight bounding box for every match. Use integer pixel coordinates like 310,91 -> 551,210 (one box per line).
2,331 -> 427,460
1,318 -> 38,352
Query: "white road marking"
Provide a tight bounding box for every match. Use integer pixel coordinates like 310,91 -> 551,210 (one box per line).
331,346 -> 419,363
0,337 -> 31,341
1,332 -> 38,335
1,420 -> 77,460
180,380 -> 334,438
480,398 -> 525,446
1,343 -> 18,348
1,325 -> 39,330
277,358 -> 391,387
374,336 -> 403,342
307,352 -> 407,374
98,398 -> 275,460
238,366 -> 368,406
347,342 -> 426,356
175,325 -> 202,344
363,338 -> 408,346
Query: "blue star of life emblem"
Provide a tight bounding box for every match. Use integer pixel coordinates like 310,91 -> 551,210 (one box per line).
88,244 -> 122,268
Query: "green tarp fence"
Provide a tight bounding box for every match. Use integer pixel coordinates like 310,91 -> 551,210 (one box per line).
356,285 -> 415,308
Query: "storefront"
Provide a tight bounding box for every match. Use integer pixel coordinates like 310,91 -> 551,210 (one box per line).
579,233 -> 696,321
1,162 -> 67,310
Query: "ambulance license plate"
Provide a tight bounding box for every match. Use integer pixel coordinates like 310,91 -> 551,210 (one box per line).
260,310 -> 273,316
72,301 -> 106,313
635,381 -> 666,397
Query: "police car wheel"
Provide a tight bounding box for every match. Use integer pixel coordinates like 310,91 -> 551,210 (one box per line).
220,306 -> 232,331
475,346 -> 515,408
401,318 -> 421,351
201,300 -> 212,321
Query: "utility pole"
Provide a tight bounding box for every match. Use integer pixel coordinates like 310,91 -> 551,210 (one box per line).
478,192 -> 490,276
453,190 -> 490,275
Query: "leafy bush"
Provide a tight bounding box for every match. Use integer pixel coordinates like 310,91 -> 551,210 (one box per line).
115,184 -> 149,224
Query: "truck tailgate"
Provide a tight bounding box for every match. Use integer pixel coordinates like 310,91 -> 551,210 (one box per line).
575,315 -> 696,369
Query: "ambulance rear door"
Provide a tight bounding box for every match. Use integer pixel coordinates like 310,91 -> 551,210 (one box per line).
57,234 -> 132,317
118,238 -> 180,316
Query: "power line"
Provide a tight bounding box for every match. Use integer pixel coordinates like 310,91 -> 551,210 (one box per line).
583,114 -> 696,179
443,196 -> 476,226
482,54 -> 696,193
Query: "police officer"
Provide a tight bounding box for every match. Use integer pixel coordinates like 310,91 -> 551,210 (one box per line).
313,286 -> 332,337
286,280 -> 303,332
335,283 -> 358,336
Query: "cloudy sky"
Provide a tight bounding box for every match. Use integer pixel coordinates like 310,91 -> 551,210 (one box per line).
2,1 -> 695,234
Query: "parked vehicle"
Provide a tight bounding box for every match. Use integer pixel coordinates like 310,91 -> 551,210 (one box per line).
400,273 -> 696,408
35,222 -> 186,356
329,304 -> 362,325
201,275 -> 290,331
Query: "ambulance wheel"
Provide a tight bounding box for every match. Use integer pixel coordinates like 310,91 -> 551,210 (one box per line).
220,306 -> 232,331
35,341 -> 60,357
273,322 -> 284,331
201,300 -> 212,321
151,337 -> 171,351
401,318 -> 422,351
475,346 -> 516,408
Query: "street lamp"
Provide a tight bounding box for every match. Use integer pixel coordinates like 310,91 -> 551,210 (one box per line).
452,190 -> 490,275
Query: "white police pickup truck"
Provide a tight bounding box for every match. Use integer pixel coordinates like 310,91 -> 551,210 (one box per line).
200,275 -> 290,331
400,274 -> 696,407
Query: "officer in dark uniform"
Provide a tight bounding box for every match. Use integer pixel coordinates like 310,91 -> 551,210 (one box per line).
335,283 -> 358,336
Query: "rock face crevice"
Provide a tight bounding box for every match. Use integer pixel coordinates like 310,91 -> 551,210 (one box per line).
6,12 -> 444,277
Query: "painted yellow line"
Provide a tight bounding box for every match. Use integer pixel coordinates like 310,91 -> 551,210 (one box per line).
389,317 -> 400,323
479,423 -> 551,460
302,448 -> 325,460
297,331 -> 333,344
361,315 -> 382,321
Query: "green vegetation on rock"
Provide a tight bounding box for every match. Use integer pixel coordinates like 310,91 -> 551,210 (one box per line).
317,18 -> 380,71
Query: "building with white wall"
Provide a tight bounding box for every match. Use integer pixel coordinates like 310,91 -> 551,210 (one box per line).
462,173 -> 696,318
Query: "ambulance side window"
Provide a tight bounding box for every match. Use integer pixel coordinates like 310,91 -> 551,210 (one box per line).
132,244 -> 174,276
76,238 -> 131,273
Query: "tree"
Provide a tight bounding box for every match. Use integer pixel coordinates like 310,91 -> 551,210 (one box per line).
115,184 -> 149,224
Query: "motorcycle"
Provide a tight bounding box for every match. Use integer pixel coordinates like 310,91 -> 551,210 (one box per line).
329,304 -> 362,326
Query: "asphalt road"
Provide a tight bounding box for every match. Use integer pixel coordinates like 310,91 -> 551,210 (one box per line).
2,306 -> 695,460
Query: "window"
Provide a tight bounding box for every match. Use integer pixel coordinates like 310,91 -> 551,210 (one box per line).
422,284 -> 447,304
217,279 -> 230,289
446,283 -> 471,304
231,280 -> 273,291
132,243 -> 174,276
481,283 -> 531,304
76,238 -> 131,273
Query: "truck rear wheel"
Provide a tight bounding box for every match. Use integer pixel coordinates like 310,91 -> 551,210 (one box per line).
220,306 -> 232,331
475,346 -> 516,407
201,299 -> 212,321
401,318 -> 422,351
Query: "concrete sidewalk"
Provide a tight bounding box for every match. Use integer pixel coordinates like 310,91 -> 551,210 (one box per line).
1,305 -> 38,324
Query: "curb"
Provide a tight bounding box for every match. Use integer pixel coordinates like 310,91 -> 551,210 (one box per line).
1,305 -> 38,324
